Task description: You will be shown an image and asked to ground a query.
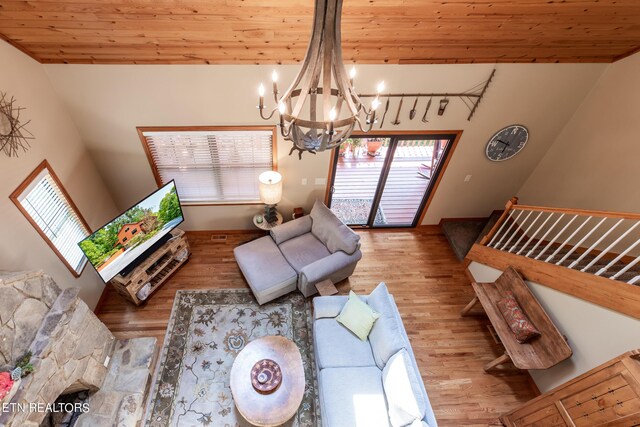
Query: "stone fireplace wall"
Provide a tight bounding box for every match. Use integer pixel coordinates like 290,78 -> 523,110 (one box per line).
0,271 -> 115,427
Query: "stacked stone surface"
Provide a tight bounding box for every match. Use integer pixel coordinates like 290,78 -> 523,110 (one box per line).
0,271 -> 61,370
0,271 -> 115,427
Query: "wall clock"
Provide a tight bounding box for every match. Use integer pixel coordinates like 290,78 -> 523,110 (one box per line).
485,125 -> 528,162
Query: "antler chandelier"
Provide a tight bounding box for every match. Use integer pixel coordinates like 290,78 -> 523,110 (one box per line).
257,0 -> 384,158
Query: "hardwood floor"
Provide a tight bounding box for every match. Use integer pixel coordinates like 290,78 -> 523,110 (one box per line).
95,227 -> 537,426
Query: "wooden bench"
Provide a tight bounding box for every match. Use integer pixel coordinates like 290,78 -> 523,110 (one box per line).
461,266 -> 572,372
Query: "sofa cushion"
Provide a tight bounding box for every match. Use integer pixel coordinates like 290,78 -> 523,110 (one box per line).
336,291 -> 381,341
270,215 -> 313,245
310,200 -> 360,255
367,283 -> 409,368
382,348 -> 427,427
279,232 -> 331,273
320,367 -> 391,427
233,236 -> 297,305
496,291 -> 541,343
314,318 -> 376,369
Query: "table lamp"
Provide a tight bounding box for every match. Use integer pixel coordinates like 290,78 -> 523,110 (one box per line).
259,171 -> 282,224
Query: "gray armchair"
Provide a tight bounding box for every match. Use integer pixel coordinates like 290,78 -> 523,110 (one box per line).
271,201 -> 362,297
234,201 -> 362,304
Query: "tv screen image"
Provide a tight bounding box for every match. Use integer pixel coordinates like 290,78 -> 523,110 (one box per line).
78,181 -> 184,283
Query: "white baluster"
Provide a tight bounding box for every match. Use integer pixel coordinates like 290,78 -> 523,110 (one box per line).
510,211 -> 544,253
528,213 -> 564,257
557,217 -> 607,266
544,216 -> 590,262
495,209 -> 525,250
583,222 -> 640,272
488,210 -> 515,248
517,212 -> 552,255
568,218 -> 625,269
629,275 -> 640,285
502,210 -> 532,251
597,235 -> 640,276
611,254 -> 640,280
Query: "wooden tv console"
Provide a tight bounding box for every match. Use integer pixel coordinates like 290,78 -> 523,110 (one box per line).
109,228 -> 190,305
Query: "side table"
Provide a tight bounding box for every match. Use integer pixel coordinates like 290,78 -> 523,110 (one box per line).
253,211 -> 283,231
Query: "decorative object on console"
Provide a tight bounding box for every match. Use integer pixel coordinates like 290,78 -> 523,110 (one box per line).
256,0 -> 384,158
251,358 -> 282,394
485,124 -> 529,161
0,92 -> 34,157
259,170 -> 283,224
293,207 -> 305,219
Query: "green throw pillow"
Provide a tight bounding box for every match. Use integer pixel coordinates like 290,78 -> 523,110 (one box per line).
336,291 -> 381,341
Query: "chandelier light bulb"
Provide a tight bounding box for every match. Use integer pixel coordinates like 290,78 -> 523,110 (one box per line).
371,98 -> 381,110
271,70 -> 279,82
329,108 -> 337,121
349,66 -> 357,79
278,102 -> 287,114
377,81 -> 385,94
258,84 -> 265,96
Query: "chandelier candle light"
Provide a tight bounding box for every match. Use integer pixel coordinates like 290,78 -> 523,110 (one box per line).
258,171 -> 283,224
257,0 -> 385,158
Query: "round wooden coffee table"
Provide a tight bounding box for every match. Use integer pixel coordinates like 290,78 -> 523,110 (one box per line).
230,336 -> 305,426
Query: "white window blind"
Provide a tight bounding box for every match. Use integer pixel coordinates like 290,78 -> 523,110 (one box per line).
142,129 -> 274,204
16,168 -> 89,274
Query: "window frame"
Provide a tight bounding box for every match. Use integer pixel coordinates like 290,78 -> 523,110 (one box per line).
137,126 -> 278,206
10,160 -> 92,277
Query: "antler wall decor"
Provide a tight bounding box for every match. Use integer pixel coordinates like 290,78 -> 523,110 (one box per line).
0,92 -> 34,158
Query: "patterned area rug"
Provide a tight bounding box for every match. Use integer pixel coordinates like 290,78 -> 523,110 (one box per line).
145,290 -> 319,427
331,198 -> 387,225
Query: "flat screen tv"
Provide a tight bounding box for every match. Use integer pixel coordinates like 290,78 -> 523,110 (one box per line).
78,181 -> 184,283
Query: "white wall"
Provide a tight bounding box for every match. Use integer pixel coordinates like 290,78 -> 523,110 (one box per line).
0,41 -> 118,308
468,261 -> 640,392
43,62 -> 606,229
518,53 -> 640,212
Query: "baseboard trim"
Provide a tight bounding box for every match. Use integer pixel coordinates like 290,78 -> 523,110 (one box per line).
93,285 -> 110,314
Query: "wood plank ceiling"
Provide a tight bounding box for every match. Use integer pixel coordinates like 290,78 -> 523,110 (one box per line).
0,0 -> 639,64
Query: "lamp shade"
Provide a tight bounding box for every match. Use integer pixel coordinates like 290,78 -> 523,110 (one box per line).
258,171 -> 282,205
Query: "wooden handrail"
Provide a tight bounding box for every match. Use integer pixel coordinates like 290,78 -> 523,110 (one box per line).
510,204 -> 640,221
466,244 -> 640,319
469,197 -> 640,319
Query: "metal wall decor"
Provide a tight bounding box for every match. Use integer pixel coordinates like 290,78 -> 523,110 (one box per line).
0,92 -> 34,157
254,0 -> 496,160
257,0 -> 384,159
357,68 -> 496,124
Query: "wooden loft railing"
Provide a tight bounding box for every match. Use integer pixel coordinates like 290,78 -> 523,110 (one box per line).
466,197 -> 640,319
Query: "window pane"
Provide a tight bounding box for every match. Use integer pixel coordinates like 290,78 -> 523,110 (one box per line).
142,129 -> 275,203
13,163 -> 90,274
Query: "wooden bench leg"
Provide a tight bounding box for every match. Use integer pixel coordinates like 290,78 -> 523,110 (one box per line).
460,296 -> 480,317
484,353 -> 512,372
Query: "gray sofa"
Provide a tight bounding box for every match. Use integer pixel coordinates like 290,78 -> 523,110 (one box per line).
234,201 -> 362,304
313,283 -> 437,427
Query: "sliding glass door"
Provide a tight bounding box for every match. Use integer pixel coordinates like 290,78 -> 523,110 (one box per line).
327,134 -> 457,228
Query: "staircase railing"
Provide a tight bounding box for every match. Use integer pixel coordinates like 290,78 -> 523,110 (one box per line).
467,197 -> 640,319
